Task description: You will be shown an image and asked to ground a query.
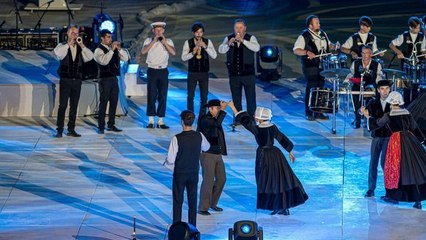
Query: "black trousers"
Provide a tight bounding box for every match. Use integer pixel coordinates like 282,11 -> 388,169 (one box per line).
98,76 -> 119,130
57,78 -> 82,132
229,74 -> 256,116
146,68 -> 169,117
303,67 -> 325,116
173,172 -> 198,227
187,72 -> 209,116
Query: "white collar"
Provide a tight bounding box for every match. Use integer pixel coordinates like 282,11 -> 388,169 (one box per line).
258,121 -> 273,128
390,108 -> 409,116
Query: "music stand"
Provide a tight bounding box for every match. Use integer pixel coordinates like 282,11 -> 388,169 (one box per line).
33,0 -> 53,50
12,0 -> 23,50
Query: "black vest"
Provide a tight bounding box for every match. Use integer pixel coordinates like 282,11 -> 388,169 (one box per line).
96,44 -> 121,78
226,33 -> 255,76
174,130 -> 202,174
350,32 -> 375,57
401,31 -> 424,57
187,37 -> 210,73
366,97 -> 392,138
301,29 -> 330,68
353,59 -> 379,87
58,43 -> 83,79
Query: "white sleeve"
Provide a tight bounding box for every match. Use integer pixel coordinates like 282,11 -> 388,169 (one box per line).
81,47 -> 94,62
118,48 -> 129,62
53,43 -> 69,60
243,35 -> 260,52
167,39 -> 175,48
376,63 -> 383,83
200,133 -> 210,152
206,39 -> 217,59
372,37 -> 379,53
342,36 -> 353,49
218,36 -> 230,54
391,34 -> 404,47
94,47 -> 114,66
293,35 -> 305,51
166,136 -> 178,165
181,40 -> 194,61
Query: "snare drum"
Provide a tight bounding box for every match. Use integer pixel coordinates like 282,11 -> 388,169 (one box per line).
309,88 -> 336,113
321,54 -> 348,71
403,62 -> 426,85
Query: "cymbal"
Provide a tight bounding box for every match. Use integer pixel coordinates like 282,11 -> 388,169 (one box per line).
382,68 -> 406,76
320,68 -> 351,78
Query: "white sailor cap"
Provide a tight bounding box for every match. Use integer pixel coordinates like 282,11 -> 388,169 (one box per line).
150,22 -> 166,28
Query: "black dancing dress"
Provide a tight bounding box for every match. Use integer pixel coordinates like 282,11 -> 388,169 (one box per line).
383,109 -> 426,202
236,112 -> 308,211
407,91 -> 426,136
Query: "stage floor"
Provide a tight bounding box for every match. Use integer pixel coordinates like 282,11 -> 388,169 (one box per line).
0,78 -> 425,240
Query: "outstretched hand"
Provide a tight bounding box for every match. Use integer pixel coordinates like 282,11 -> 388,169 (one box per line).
289,151 -> 296,163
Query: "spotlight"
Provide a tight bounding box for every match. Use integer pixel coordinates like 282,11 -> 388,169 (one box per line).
92,13 -> 117,44
168,221 -> 200,240
256,45 -> 283,81
228,220 -> 263,240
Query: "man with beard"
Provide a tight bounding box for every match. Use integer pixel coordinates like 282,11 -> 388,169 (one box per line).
293,15 -> 340,121
181,22 -> 217,116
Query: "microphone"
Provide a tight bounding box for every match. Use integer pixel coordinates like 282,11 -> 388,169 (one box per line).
0,20 -> 5,29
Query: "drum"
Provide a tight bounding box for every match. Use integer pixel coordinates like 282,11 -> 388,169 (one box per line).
309,88 -> 335,113
321,54 -> 348,71
403,62 -> 426,85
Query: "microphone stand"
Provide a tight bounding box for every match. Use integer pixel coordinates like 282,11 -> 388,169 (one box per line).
33,0 -> 54,50
64,0 -> 74,26
12,0 -> 23,50
118,14 -> 124,43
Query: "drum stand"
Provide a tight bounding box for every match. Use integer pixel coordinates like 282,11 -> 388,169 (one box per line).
331,76 -> 339,134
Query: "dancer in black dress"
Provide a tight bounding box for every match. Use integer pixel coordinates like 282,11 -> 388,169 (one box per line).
407,90 -> 426,136
380,92 -> 426,209
228,101 -> 308,215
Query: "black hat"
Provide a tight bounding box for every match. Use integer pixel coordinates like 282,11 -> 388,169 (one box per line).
377,80 -> 392,87
204,99 -> 221,108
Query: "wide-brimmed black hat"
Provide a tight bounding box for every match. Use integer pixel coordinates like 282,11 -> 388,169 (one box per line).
203,99 -> 221,108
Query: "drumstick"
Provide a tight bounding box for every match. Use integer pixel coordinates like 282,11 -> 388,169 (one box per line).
313,52 -> 333,59
372,49 -> 386,57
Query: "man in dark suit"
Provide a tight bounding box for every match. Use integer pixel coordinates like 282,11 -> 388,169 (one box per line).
197,99 -> 228,215
361,80 -> 392,197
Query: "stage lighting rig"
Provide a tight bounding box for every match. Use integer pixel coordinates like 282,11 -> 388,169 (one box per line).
256,45 -> 283,81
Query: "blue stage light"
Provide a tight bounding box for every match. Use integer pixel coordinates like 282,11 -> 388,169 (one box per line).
240,224 -> 252,234
92,13 -> 117,44
266,48 -> 273,57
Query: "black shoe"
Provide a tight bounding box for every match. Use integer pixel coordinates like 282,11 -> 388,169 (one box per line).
54,132 -> 63,138
315,113 -> 329,120
97,129 -> 104,134
413,202 -> 422,209
278,209 -> 290,215
364,190 -> 374,197
66,130 -> 81,137
198,210 -> 211,216
157,124 -> 170,129
210,206 -> 223,212
107,126 -> 122,132
270,210 -> 280,215
306,115 -> 315,121
380,196 -> 399,204
146,123 -> 154,128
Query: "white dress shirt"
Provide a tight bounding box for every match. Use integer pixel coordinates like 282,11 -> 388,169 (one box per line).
143,38 -> 174,68
181,38 -> 217,61
293,30 -> 330,53
53,43 -> 94,62
166,132 -> 210,166
218,34 -> 260,54
345,59 -> 383,83
342,32 -> 378,53
94,43 -> 129,66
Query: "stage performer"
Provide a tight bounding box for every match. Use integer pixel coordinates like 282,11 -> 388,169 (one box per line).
229,101 -> 309,215
53,26 -> 94,138
181,22 -> 217,116
141,21 -> 176,129
165,110 -> 210,226
293,15 -> 339,121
